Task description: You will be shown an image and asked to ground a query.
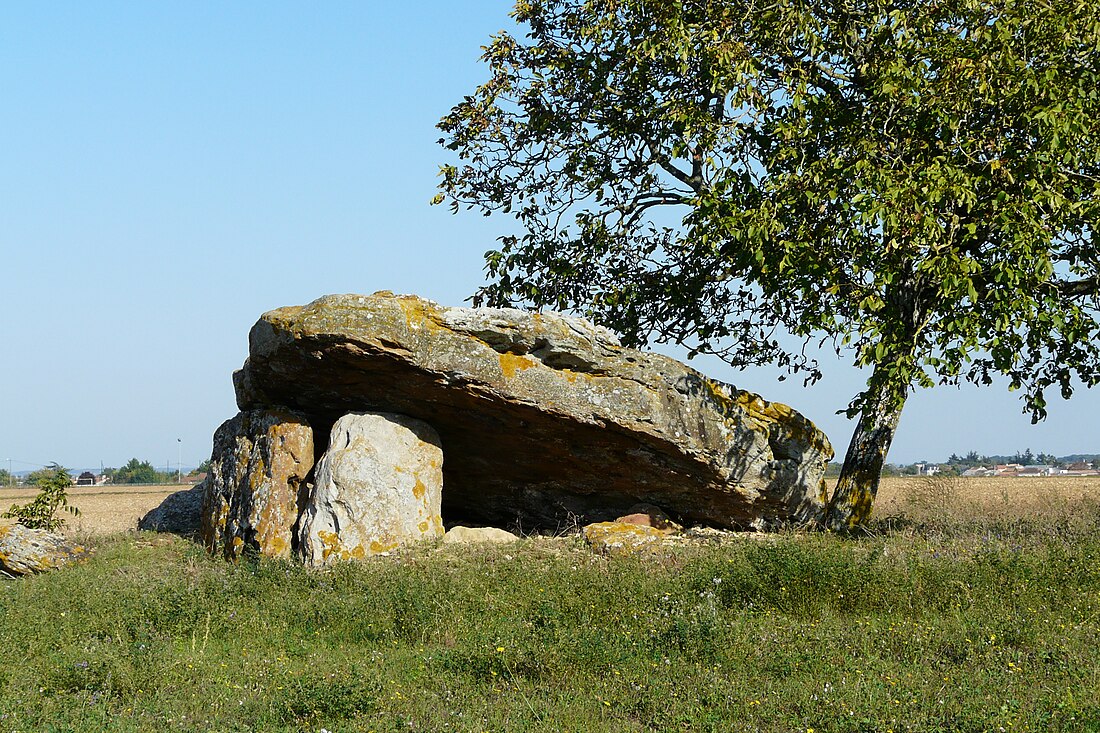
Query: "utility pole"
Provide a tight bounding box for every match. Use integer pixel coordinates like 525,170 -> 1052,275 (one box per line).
177,438 -> 182,484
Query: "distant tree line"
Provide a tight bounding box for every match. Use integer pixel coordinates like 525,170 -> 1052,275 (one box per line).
0,459 -> 211,487
104,458 -> 208,485
945,450 -> 1045,468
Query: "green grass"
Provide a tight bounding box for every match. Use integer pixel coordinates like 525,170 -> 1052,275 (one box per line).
4,514 -> 1100,732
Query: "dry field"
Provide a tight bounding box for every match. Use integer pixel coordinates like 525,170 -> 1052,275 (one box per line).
874,474 -> 1100,522
2,475 -> 1100,536
0,483 -> 185,535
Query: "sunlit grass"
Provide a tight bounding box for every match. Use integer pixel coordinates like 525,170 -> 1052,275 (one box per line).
3,500 -> 1100,731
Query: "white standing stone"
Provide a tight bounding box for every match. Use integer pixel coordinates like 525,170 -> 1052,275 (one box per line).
298,412 -> 444,566
441,526 -> 520,545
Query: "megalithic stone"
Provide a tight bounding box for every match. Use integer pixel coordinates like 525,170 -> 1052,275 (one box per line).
297,412 -> 444,566
201,409 -> 314,560
0,520 -> 90,576
234,292 -> 834,531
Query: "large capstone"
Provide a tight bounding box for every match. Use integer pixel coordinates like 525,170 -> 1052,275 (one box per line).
234,292 -> 833,530
201,408 -> 314,559
297,412 -> 444,566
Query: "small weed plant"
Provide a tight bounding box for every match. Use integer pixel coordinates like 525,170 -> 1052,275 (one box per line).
2,463 -> 80,531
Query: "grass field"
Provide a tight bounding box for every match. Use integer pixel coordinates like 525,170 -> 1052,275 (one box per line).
3,477 -> 1100,731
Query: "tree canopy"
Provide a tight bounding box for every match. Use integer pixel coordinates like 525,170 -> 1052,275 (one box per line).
113,458 -> 162,485
438,0 -> 1100,527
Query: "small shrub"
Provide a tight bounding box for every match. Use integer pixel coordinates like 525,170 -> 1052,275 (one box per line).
2,462 -> 80,531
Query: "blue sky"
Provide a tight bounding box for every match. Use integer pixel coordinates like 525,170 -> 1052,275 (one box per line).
1,2 -> 1096,474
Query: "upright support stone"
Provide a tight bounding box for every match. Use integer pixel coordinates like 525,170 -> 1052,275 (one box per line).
201,409 -> 314,560
297,412 -> 444,566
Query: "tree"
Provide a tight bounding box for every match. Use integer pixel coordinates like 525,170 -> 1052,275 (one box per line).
26,466 -> 64,486
2,463 -> 79,531
1012,448 -> 1037,465
113,458 -> 161,485
438,0 -> 1100,529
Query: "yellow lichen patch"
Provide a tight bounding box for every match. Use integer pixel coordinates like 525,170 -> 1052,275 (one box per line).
254,493 -> 295,559
418,520 -> 430,533
729,385 -> 833,457
731,388 -> 794,423
703,379 -> 734,407
582,521 -> 671,556
264,535 -> 288,558
560,368 -> 589,384
412,477 -> 426,500
499,352 -> 537,379
369,540 -> 399,554
395,296 -> 447,335
317,530 -> 341,561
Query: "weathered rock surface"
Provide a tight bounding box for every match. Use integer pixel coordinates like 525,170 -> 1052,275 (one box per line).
201,409 -> 314,560
298,412 -> 444,565
0,520 -> 90,576
616,504 -> 681,532
442,526 -> 521,545
235,292 -> 833,530
139,483 -> 205,534
582,521 -> 670,556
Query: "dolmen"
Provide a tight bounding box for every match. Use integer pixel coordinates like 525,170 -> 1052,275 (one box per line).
188,292 -> 833,565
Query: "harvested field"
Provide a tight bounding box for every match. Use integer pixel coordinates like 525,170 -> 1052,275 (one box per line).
874,475 -> 1100,524
3,476 -> 1100,536
0,483 -> 186,535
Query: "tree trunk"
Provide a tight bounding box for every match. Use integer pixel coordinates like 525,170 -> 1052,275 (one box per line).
824,372 -> 907,531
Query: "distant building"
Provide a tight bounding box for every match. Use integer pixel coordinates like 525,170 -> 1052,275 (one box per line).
1064,460 -> 1100,477
75,471 -> 97,486
961,466 -> 996,477
962,462 -> 1097,478
1017,465 -> 1058,477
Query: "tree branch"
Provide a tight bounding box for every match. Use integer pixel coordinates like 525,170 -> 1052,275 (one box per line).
1058,275 -> 1100,297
